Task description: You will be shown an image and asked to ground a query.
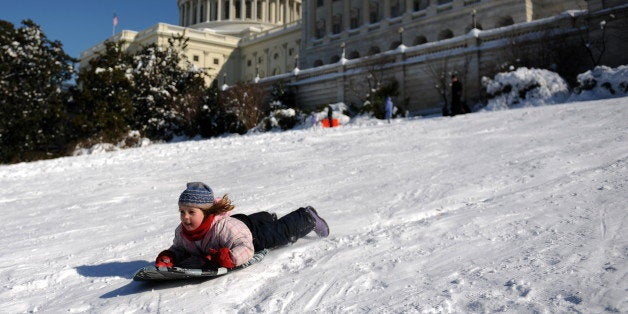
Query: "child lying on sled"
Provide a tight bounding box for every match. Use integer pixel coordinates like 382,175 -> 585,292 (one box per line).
155,182 -> 329,269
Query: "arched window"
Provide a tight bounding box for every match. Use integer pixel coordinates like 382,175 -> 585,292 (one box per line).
495,16 -> 515,28
348,51 -> 360,59
438,29 -> 454,40
313,59 -> 324,67
368,46 -> 381,56
413,35 -> 428,45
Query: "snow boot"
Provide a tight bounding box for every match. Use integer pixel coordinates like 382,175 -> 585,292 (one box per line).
304,206 -> 330,237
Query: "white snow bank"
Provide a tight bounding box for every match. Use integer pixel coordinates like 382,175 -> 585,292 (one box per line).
481,67 -> 570,110
569,65 -> 628,101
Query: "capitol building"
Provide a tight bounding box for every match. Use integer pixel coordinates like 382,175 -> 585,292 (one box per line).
81,0 -> 625,113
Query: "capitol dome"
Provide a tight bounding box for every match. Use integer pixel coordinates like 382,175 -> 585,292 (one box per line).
178,0 -> 301,35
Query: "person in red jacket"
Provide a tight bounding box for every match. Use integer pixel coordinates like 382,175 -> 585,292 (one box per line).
155,182 -> 329,269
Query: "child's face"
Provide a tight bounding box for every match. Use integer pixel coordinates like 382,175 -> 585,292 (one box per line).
179,205 -> 205,231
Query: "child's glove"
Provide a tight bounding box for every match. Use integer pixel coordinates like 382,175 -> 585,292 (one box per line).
206,248 -> 235,269
155,250 -> 175,268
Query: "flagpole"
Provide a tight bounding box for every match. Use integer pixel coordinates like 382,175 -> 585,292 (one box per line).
112,13 -> 118,36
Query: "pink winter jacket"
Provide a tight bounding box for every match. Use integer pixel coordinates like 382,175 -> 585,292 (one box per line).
168,212 -> 254,267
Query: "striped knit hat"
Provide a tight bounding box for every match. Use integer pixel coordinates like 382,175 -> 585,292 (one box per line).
178,182 -> 215,210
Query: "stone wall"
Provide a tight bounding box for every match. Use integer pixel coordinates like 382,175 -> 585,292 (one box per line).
256,4 -> 627,114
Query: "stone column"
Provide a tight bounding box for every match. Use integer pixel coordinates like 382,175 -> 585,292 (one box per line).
362,0 -> 370,25
306,0 -> 316,39
179,4 -> 183,25
189,0 -> 193,24
191,0 -> 195,24
182,2 -> 187,26
325,0 -> 332,36
343,0 -> 350,31
269,0 -> 275,23
217,0 -> 222,20
207,0 -> 211,21
209,0 -> 214,20
253,0 -> 258,20
275,0 -> 280,23
197,0 -> 202,24
189,1 -> 195,24
241,0 -> 246,19
384,0 -> 391,19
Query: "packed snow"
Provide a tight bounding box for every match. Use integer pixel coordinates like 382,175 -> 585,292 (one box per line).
0,93 -> 626,312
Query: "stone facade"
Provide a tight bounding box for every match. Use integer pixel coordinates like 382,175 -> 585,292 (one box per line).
299,0 -> 587,70
80,0 -> 626,113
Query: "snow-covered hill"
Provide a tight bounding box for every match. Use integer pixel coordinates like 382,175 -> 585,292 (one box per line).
0,97 -> 626,313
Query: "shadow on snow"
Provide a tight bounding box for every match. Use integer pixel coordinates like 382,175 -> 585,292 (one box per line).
76,260 -> 149,279
75,260 -> 220,298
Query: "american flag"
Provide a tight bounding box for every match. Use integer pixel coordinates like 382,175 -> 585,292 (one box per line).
113,13 -> 119,27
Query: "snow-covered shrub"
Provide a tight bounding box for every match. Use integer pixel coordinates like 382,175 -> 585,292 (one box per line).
354,79 -> 400,119
481,67 -> 569,111
254,107 -> 301,132
222,82 -> 268,131
249,82 -> 301,132
73,41 -> 135,144
0,20 -> 75,163
569,65 -> 628,101
72,130 -> 150,156
131,36 -> 206,141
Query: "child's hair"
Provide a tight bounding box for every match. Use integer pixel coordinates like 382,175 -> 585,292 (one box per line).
203,194 -> 235,215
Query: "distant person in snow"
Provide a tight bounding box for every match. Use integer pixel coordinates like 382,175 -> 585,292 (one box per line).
450,75 -> 464,116
154,182 -> 329,269
385,96 -> 394,123
327,105 -> 334,127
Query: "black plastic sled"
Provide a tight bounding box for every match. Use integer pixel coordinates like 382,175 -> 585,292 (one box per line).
133,249 -> 269,281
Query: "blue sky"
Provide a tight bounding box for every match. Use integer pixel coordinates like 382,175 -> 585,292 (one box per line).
1,0 -> 179,59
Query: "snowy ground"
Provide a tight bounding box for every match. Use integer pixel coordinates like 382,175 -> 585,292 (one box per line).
0,97 -> 626,313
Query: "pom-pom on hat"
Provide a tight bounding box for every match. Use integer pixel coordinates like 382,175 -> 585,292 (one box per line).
178,182 -> 215,210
